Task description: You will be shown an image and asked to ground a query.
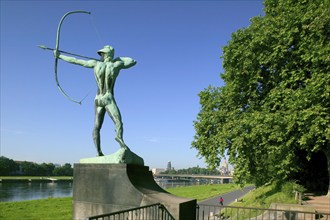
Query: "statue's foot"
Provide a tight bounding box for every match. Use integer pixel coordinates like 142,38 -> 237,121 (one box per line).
115,137 -> 130,150
98,151 -> 104,156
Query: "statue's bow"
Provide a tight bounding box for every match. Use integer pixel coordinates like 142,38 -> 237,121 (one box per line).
55,10 -> 91,104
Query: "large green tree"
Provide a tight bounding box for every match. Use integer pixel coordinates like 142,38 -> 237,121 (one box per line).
0,156 -> 18,175
192,0 -> 330,193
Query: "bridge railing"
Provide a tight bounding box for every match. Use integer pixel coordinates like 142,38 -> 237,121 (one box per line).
86,203 -> 175,220
197,204 -> 330,220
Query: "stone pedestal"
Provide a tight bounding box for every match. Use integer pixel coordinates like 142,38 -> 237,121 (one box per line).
72,164 -> 196,220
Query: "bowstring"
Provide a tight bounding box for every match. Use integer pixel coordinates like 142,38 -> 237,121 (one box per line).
89,13 -> 104,47
78,13 -> 104,104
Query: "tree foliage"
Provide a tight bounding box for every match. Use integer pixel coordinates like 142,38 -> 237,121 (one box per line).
192,0 -> 330,187
53,163 -> 73,176
0,156 -> 73,176
0,156 -> 18,175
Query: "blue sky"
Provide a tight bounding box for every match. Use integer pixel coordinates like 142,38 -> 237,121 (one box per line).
1,1 -> 264,169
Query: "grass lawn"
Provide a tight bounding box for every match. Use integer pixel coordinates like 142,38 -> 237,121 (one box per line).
0,197 -> 72,220
166,183 -> 241,201
230,181 -> 301,208
217,182 -> 302,219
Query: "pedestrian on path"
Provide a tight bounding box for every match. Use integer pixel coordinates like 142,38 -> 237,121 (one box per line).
220,197 -> 224,206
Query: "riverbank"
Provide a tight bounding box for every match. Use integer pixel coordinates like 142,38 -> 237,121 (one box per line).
0,176 -> 73,183
0,184 -> 240,219
0,182 -> 303,219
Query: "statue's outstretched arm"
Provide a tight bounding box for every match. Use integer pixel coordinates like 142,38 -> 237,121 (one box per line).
114,57 -> 137,69
54,51 -> 97,68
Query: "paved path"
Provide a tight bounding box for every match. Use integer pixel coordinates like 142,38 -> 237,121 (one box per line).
197,186 -> 255,220
304,193 -> 330,214
199,185 -> 255,206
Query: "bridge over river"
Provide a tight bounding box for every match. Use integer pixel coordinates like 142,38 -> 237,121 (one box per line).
154,174 -> 233,184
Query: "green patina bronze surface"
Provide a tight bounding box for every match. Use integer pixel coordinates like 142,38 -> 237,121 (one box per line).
54,45 -> 137,157
80,148 -> 144,165
41,11 -> 143,162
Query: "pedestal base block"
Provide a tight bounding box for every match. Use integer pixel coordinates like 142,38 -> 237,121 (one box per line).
80,148 -> 144,166
72,164 -> 196,220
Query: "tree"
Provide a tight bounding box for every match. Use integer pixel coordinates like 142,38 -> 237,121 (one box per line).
192,0 -> 330,194
20,161 -> 39,176
0,156 -> 18,175
39,163 -> 56,176
53,163 -> 73,176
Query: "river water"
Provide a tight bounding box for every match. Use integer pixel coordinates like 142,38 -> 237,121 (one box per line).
0,180 -> 212,202
0,181 -> 73,202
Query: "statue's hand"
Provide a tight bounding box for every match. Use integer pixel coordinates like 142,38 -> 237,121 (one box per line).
53,50 -> 60,58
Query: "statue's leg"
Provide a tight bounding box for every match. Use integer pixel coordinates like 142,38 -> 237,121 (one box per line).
93,106 -> 106,156
106,102 -> 129,150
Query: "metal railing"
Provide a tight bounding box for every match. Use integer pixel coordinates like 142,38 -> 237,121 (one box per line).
86,203 -> 329,220
197,204 -> 330,220
86,203 -> 175,220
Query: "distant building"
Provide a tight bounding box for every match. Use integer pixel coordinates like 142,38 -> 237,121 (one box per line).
167,161 -> 172,171
219,159 -> 229,175
151,168 -> 165,175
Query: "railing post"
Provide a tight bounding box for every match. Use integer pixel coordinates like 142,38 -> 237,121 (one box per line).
196,204 -> 199,220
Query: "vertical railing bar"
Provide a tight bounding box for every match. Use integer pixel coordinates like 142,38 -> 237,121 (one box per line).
214,205 -> 216,219
159,204 -> 162,220
268,209 -> 270,220
229,206 -> 231,220
196,204 -> 199,220
275,209 -> 278,220
224,206 -> 227,220
155,205 -> 157,220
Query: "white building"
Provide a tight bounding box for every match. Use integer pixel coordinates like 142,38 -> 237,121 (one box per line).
151,168 -> 165,175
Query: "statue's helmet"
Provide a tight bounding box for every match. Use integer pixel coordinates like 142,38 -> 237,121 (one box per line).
97,45 -> 114,57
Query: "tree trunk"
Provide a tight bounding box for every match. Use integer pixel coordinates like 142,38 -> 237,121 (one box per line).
324,149 -> 330,197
